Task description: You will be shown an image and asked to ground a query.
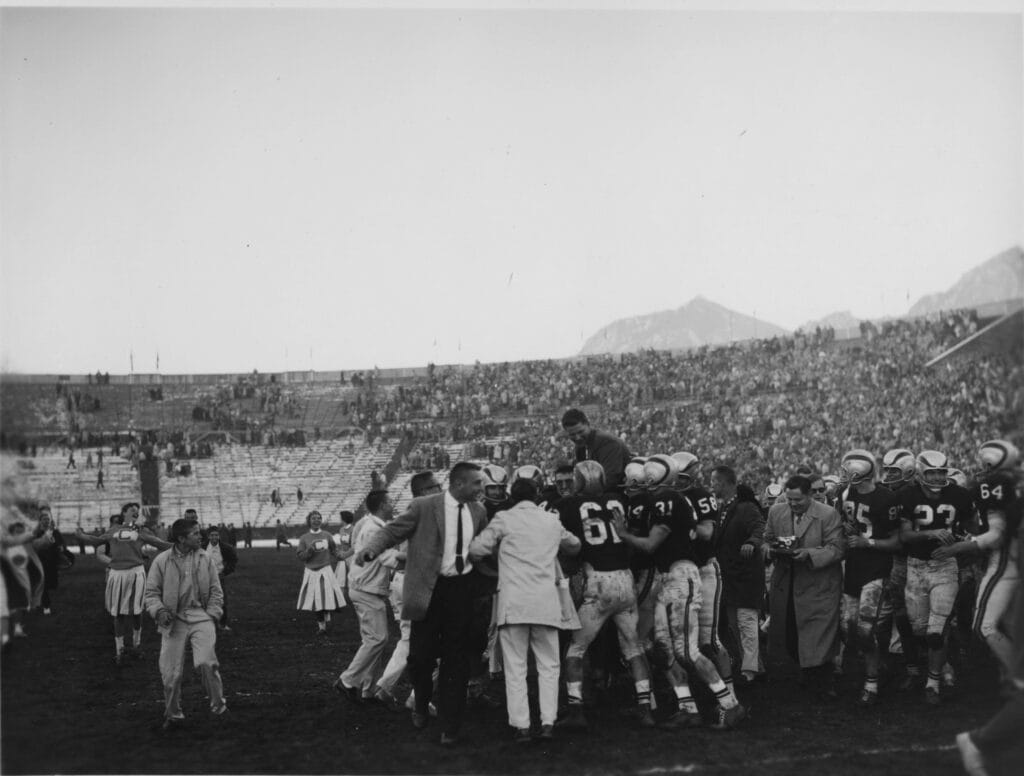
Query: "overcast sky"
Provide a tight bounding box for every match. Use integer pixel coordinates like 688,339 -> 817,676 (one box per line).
1,1 -> 1021,375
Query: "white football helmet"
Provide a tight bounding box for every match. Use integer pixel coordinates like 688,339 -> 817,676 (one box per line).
670,452 -> 700,491
624,457 -> 648,495
573,460 -> 606,497
915,450 -> 950,495
512,464 -> 546,491
975,439 -> 1020,479
481,464 -> 510,503
839,449 -> 876,486
947,468 -> 968,489
643,454 -> 678,491
762,482 -> 784,505
881,448 -> 916,486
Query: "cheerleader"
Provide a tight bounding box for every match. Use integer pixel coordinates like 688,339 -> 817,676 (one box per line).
296,510 -> 345,635
76,502 -> 172,664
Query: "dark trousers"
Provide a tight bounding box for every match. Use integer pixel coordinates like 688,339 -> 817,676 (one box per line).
409,573 -> 476,736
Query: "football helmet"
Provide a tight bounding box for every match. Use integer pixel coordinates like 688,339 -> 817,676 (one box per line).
839,449 -> 876,486
975,439 -> 1020,479
643,454 -> 678,491
512,464 -> 546,491
947,468 -> 968,489
763,482 -> 784,504
481,464 -> 510,503
624,457 -> 648,495
670,452 -> 700,491
573,460 -> 606,497
881,448 -> 916,485
915,450 -> 950,494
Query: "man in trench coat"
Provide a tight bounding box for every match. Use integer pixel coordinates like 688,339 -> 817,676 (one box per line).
764,474 -> 845,697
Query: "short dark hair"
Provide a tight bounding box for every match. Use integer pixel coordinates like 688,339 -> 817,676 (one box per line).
121,502 -> 140,515
711,465 -> 737,486
554,464 -> 574,477
410,471 -> 439,496
183,508 -> 198,517
109,513 -> 123,526
339,510 -> 355,525
366,490 -> 389,514
561,409 -> 588,428
509,479 -> 539,504
784,475 -> 812,495
207,526 -> 220,536
171,518 -> 197,543
449,462 -> 481,486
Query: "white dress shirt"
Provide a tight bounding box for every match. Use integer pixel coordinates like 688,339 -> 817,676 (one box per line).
440,490 -> 474,577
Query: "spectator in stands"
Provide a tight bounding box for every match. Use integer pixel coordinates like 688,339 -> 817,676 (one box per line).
202,525 -> 237,632
561,408 -> 631,488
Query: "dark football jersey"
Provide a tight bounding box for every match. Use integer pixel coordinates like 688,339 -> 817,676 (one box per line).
558,493 -> 631,572
537,485 -> 563,516
484,498 -> 511,522
683,485 -> 721,566
837,485 -> 901,594
648,489 -> 700,572
624,491 -> 654,573
975,470 -> 1023,539
899,483 -> 977,560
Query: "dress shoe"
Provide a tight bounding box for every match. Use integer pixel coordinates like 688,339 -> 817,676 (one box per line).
332,678 -> 363,705
538,724 -> 554,740
411,711 -> 429,730
513,727 -> 532,744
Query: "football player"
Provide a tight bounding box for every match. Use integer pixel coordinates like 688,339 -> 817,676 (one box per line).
835,450 -> 902,705
481,463 -> 511,520
540,465 -> 573,513
953,440 -> 1020,683
898,450 -> 977,705
556,461 -> 656,729
672,451 -> 734,696
879,447 -> 922,689
615,454 -> 747,730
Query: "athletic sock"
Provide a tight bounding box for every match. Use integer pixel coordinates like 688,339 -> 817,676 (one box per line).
926,672 -> 941,691
567,682 -> 583,705
635,679 -> 651,707
864,677 -> 878,694
710,680 -> 738,709
114,636 -> 124,655
673,684 -> 698,714
132,629 -> 142,648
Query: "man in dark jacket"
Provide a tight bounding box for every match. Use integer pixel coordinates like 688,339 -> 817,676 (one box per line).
561,408 -> 631,489
712,466 -> 766,684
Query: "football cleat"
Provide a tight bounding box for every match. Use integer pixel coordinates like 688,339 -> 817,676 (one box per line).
512,465 -> 546,491
643,455 -> 678,491
915,451 -> 950,495
881,448 -> 917,485
839,449 -> 876,486
859,689 -> 878,706
572,461 -> 606,498
924,687 -> 941,706
670,452 -> 700,491
556,705 -> 589,730
658,710 -> 702,729
481,464 -> 510,503
975,439 -> 1020,479
624,458 -> 648,495
710,703 -> 747,730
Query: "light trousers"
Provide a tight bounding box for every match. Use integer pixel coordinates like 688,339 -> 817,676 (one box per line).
499,624 -> 560,729
159,616 -> 224,721
377,619 -> 410,695
725,606 -> 762,676
340,587 -> 389,693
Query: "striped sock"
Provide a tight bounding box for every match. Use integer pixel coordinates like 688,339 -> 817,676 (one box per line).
114,636 -> 124,656
567,681 -> 584,705
132,629 -> 142,648
710,680 -> 738,709
673,684 -> 698,714
926,672 -> 941,691
635,679 -> 651,707
864,676 -> 878,694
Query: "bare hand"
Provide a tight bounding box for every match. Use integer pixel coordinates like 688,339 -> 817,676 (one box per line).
612,513 -> 630,537
931,545 -> 955,560
846,535 -> 869,550
156,609 -> 174,628
791,548 -> 810,562
354,550 -> 375,567
932,529 -> 955,546
740,544 -> 754,559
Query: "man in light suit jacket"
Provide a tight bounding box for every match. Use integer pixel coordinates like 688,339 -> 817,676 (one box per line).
468,479 -> 581,742
356,462 -> 486,746
764,474 -> 845,699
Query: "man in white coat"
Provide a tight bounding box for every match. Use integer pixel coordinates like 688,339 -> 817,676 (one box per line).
468,478 -> 581,743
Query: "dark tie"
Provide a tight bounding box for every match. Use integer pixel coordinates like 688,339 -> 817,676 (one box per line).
455,503 -> 465,574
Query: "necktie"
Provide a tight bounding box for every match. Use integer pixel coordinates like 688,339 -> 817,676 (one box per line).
455,503 -> 465,574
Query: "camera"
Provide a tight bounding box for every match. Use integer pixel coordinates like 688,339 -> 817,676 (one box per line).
770,535 -> 797,557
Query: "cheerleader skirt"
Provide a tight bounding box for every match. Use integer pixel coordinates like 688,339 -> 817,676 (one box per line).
105,565 -> 147,615
297,565 -> 346,612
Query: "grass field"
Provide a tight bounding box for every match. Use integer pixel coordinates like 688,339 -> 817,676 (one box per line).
2,548 -> 1021,775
